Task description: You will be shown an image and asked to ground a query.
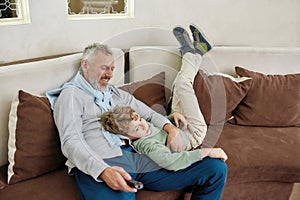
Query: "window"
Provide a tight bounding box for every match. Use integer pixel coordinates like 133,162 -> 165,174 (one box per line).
0,0 -> 30,26
68,0 -> 134,20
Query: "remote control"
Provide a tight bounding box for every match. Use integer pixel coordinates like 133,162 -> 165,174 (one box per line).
126,180 -> 143,190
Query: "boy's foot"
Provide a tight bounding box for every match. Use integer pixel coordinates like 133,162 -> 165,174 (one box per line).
173,26 -> 195,55
189,24 -> 212,55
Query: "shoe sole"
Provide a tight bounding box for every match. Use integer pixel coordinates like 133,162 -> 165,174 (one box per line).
173,26 -> 195,54
189,24 -> 212,51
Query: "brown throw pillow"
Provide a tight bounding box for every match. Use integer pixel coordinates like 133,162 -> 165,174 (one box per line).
119,72 -> 167,115
7,90 -> 66,184
193,70 -> 253,125
232,67 -> 300,127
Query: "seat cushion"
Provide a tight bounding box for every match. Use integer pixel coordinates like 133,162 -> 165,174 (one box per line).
0,166 -> 80,200
205,123 -> 300,183
221,181 -> 294,200
0,165 -> 183,200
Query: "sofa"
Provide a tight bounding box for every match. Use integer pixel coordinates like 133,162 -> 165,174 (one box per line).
0,46 -> 299,200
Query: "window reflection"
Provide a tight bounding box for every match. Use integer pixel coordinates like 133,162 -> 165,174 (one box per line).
68,0 -> 133,19
68,0 -> 126,14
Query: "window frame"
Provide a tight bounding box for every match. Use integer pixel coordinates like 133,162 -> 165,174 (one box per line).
0,0 -> 31,26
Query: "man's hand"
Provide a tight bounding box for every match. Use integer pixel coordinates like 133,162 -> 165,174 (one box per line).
100,166 -> 137,193
200,148 -> 228,162
164,123 -> 184,152
172,112 -> 188,130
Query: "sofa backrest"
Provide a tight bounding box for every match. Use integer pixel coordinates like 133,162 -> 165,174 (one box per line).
129,46 -> 300,101
0,48 -> 125,166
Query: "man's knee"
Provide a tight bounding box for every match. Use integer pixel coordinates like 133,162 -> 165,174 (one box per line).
203,158 -> 227,179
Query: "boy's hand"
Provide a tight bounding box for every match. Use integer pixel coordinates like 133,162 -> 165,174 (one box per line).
200,148 -> 228,162
164,123 -> 184,152
172,112 -> 188,130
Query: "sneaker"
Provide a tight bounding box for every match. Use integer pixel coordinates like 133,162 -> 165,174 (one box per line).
173,26 -> 195,55
189,24 -> 212,55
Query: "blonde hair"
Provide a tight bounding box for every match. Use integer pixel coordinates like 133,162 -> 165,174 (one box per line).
100,106 -> 137,136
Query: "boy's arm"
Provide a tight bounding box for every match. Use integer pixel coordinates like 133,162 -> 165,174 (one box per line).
134,140 -> 228,171
133,138 -> 201,171
166,114 -> 174,122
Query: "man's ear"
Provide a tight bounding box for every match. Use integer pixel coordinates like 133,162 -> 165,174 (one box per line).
81,60 -> 88,71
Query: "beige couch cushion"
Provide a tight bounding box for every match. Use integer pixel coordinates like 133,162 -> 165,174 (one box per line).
0,53 -> 81,167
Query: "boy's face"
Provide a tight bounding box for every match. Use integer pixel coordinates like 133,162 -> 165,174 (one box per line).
126,112 -> 151,140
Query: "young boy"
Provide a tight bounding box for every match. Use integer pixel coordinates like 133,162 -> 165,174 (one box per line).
100,106 -> 227,171
100,25 -> 228,171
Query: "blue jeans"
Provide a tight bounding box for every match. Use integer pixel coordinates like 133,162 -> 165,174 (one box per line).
74,146 -> 227,200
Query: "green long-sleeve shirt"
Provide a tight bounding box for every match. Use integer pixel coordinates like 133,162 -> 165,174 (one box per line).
132,122 -> 202,171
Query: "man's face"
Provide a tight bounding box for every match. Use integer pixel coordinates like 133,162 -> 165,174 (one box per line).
82,51 -> 115,90
126,112 -> 151,140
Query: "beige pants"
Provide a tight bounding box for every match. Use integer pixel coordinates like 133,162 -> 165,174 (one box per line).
171,53 -> 207,148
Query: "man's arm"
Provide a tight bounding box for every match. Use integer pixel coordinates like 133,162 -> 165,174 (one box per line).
115,87 -> 170,129
54,88 -> 109,180
55,88 -> 137,192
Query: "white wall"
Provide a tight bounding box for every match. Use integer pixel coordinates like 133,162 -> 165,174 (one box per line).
0,0 -> 299,63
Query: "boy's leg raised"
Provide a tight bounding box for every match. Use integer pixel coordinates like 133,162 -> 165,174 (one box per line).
171,53 -> 207,148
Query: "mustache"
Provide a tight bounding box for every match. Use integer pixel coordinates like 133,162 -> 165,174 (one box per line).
101,74 -> 112,79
